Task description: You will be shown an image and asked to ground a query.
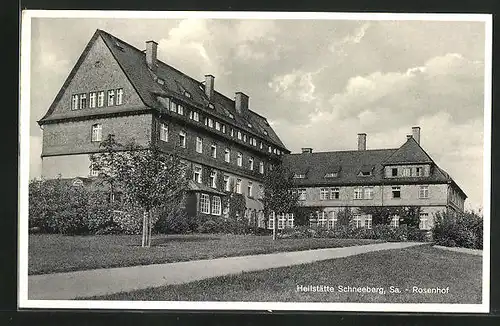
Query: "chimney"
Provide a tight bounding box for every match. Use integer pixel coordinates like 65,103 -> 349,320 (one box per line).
146,40 -> 158,71
301,148 -> 313,154
406,135 -> 413,140
412,126 -> 421,144
357,133 -> 367,151
235,92 -> 249,115
204,75 -> 215,100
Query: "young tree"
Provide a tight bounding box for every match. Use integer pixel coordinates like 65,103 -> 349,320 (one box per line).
262,162 -> 300,240
89,134 -> 122,223
115,142 -> 188,247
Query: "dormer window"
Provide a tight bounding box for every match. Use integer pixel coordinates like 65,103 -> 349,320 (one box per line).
263,130 -> 268,136
107,90 -> 115,106
359,165 -> 374,177
157,78 -> 164,85
247,123 -> 253,128
228,113 -> 234,119
293,174 -> 306,179
184,91 -> 191,98
208,103 -> 215,109
324,172 -> 338,178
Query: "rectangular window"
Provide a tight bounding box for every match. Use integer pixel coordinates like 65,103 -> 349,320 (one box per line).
236,179 -> 242,194
237,131 -> 242,140
200,194 -> 210,214
277,213 -> 286,230
268,146 -> 272,153
390,216 -> 400,228
419,212 -> 429,230
249,157 -> 254,170
248,182 -> 253,197
331,187 -> 340,199
298,188 -> 306,201
193,166 -> 202,183
223,175 -> 230,191
170,101 -> 177,112
210,171 -> 217,188
260,142 -> 263,150
116,88 -> 123,105
259,185 -> 264,199
89,92 -> 96,108
159,123 -> 168,142
211,196 -> 221,216
215,121 -> 220,131
222,125 -> 226,133
391,168 -> 398,177
317,212 -> 327,228
224,148 -> 230,163
177,104 -> 184,115
328,212 -> 337,229
268,212 -> 275,230
71,94 -> 79,110
196,137 -> 203,153
97,91 -> 104,107
364,187 -> 374,200
179,131 -> 186,148
237,152 -> 243,167
419,185 -> 429,199
79,93 -> 87,109
354,188 -> 363,200
320,188 -> 329,200
208,118 -> 214,128
211,144 -> 217,159
415,167 -> 422,177
107,90 -> 115,106
90,163 -> 99,177
231,129 -> 234,137
243,134 -> 247,142
392,186 -> 401,199
285,213 -> 294,229
403,167 -> 411,177
364,216 -> 372,229
353,215 -> 361,228
190,111 -> 199,121
259,162 -> 264,174
91,124 -> 102,142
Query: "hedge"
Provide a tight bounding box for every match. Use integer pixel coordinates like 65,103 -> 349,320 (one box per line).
432,211 -> 483,249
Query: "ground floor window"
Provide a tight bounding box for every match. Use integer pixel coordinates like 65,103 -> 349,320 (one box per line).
419,212 -> 429,230
353,214 -> 361,228
364,215 -> 372,229
327,211 -> 337,229
390,215 -> 400,228
211,196 -> 221,215
268,212 -> 294,230
257,211 -> 265,228
317,211 -> 327,227
200,194 -> 210,214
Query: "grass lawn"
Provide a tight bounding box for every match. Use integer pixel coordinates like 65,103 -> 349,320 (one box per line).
90,245 -> 482,304
28,233 -> 382,275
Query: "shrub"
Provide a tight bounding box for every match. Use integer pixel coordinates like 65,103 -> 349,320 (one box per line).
432,211 -> 483,249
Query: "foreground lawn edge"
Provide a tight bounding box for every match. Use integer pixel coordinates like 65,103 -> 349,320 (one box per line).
87,245 -> 482,304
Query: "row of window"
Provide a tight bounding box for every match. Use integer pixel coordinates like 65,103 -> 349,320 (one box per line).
388,166 -> 426,178
294,185 -> 430,201
267,212 -> 295,230
159,97 -> 283,156
311,211 -> 430,230
160,123 -> 266,174
72,88 -> 123,110
192,166 -> 263,198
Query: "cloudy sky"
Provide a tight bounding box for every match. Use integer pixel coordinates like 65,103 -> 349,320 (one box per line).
27,14 -> 488,211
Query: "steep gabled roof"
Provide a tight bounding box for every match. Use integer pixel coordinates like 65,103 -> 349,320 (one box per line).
95,30 -> 287,150
383,137 -> 433,165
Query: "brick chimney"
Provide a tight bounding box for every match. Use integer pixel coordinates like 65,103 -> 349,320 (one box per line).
412,126 -> 421,144
301,148 -> 313,154
205,74 -> 215,100
358,133 -> 367,151
235,92 -> 249,115
146,40 -> 158,71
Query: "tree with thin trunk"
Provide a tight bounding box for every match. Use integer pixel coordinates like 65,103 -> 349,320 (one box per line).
262,162 -> 299,240
113,142 -> 188,247
89,134 -> 122,223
